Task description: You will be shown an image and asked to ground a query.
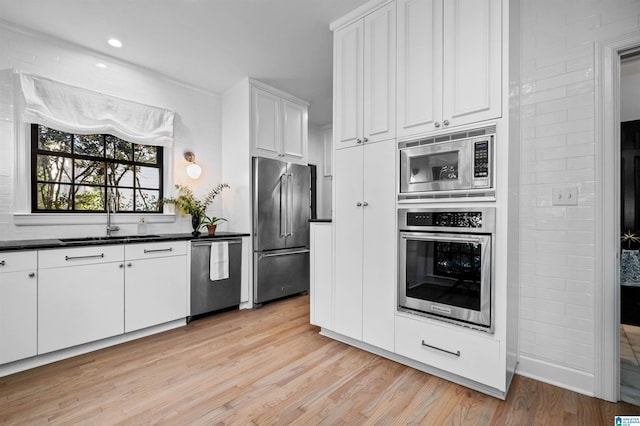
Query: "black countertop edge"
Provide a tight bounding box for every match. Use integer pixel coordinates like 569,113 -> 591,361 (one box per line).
309,219 -> 332,223
0,232 -> 251,252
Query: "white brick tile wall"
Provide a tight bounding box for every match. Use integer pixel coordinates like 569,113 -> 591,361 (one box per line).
519,0 -> 640,393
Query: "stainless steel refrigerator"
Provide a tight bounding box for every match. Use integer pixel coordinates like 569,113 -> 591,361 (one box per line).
252,157 -> 310,306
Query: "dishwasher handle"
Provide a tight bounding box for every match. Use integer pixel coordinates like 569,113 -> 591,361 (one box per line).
192,240 -> 242,248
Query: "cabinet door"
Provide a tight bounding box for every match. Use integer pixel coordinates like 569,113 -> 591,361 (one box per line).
281,99 -> 307,162
251,86 -> 281,158
333,146 -> 364,339
0,251 -> 37,364
38,263 -> 124,354
362,140 -> 396,352
363,2 -> 396,144
124,255 -> 187,333
442,0 -> 501,127
397,0 -> 443,138
334,19 -> 364,149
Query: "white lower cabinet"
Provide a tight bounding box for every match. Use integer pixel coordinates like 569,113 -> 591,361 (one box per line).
124,241 -> 187,333
333,139 -> 396,351
38,245 -> 125,354
0,251 -> 37,364
395,314 -> 502,390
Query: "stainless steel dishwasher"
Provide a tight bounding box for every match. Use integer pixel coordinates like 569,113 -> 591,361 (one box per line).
189,238 -> 242,321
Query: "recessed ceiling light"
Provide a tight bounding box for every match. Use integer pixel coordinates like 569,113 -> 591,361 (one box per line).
96,63 -> 107,69
108,38 -> 122,48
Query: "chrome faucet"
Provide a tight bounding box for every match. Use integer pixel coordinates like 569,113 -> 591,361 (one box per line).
106,193 -> 120,237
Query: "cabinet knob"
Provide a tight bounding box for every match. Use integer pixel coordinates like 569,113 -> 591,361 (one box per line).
363,202 -> 369,207
443,119 -> 450,126
0,260 -> 5,266
127,263 -> 133,267
434,122 -> 441,128
362,137 -> 368,143
356,202 -> 362,207
356,138 -> 362,144
28,272 -> 35,278
119,264 -> 124,268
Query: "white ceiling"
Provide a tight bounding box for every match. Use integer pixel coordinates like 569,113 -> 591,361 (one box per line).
0,0 -> 370,127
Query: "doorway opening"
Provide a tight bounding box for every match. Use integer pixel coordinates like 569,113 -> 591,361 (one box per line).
619,52 -> 640,406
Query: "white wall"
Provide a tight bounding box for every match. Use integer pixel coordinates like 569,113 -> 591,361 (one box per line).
622,58 -> 640,122
308,125 -> 332,219
0,24 -> 223,240
518,0 -> 640,395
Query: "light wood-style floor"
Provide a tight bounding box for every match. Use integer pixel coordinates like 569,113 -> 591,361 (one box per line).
1,294 -> 639,425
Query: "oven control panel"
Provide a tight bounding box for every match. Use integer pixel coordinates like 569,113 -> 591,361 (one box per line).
401,208 -> 495,232
406,211 -> 483,228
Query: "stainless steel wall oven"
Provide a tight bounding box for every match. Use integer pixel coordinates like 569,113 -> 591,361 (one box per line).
398,207 -> 495,332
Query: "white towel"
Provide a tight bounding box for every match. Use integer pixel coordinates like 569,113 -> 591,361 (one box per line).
209,241 -> 229,281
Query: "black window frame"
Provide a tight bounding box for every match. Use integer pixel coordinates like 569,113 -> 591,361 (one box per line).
30,124 -> 164,213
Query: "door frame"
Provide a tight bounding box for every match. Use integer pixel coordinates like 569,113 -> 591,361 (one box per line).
597,34 -> 640,402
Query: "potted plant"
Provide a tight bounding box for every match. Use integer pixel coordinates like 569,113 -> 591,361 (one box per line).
621,230 -> 640,285
162,183 -> 230,236
201,216 -> 227,235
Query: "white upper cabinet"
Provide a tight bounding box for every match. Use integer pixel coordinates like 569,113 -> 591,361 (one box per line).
334,2 -> 396,149
251,84 -> 308,163
397,0 -> 501,138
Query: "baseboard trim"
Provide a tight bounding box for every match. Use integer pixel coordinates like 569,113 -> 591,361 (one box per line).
516,354 -> 595,396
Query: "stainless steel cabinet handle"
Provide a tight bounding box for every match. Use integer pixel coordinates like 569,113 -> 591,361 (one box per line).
421,340 -> 460,357
443,119 -> 450,126
260,249 -> 310,258
28,272 -> 35,278
143,247 -> 173,254
434,121 -> 441,128
356,202 -> 362,207
65,253 -> 104,261
363,202 -> 369,206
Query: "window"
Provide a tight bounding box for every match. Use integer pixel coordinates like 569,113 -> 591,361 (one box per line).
31,124 -> 163,213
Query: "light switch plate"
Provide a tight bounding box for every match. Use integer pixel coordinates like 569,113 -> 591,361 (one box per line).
552,186 -> 578,206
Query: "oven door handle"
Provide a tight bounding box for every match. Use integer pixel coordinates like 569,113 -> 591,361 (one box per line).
400,233 -> 485,245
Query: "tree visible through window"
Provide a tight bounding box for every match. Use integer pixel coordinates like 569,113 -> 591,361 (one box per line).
31,124 -> 163,213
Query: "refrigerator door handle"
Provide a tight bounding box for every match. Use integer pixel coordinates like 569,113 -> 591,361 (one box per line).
279,173 -> 287,238
287,173 -> 293,237
260,248 -> 310,258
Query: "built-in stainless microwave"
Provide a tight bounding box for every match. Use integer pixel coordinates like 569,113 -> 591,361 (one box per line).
399,127 -> 495,199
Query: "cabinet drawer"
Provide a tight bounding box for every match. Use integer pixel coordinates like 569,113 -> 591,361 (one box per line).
39,245 -> 124,269
125,240 -> 187,260
0,251 -> 37,273
395,314 -> 502,389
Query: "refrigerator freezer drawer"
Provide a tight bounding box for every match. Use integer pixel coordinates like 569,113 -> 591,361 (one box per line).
254,249 -> 310,305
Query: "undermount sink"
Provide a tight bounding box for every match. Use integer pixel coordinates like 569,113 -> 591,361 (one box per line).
60,235 -> 162,243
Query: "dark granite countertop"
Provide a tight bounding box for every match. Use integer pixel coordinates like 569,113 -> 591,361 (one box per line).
0,231 -> 250,252
309,219 -> 332,223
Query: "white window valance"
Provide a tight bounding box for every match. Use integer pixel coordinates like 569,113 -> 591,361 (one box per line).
19,72 -> 175,147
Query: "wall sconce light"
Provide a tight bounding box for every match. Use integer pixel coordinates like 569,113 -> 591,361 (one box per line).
184,151 -> 202,179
